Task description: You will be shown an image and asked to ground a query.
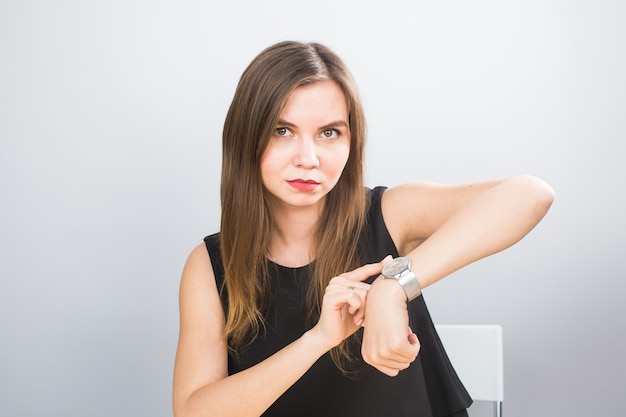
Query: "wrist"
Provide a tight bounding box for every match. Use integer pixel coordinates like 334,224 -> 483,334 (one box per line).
381,256 -> 422,301
370,277 -> 408,304
303,326 -> 337,355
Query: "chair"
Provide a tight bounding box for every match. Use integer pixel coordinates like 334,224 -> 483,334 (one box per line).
435,324 -> 504,417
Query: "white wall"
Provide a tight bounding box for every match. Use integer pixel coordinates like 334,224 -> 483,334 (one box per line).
1,1 -> 624,416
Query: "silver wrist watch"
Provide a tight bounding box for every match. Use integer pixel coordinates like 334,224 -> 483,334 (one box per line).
381,257 -> 422,301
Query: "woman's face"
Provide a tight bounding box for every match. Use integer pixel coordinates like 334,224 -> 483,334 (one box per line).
260,80 -> 351,212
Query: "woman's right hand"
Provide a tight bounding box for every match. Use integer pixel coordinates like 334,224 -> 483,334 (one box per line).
308,257 -> 391,350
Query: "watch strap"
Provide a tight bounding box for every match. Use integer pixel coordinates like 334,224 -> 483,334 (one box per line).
396,270 -> 422,301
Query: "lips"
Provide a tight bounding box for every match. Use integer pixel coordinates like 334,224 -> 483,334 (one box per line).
287,179 -> 320,192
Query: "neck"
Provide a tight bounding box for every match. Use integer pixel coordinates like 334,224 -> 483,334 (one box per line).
267,201 -> 322,268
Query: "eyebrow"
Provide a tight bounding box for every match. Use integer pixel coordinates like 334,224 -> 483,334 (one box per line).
277,119 -> 349,130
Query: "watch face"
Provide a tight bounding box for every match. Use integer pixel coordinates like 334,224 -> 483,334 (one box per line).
382,257 -> 410,277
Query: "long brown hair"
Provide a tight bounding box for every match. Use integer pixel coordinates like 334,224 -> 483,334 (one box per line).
220,41 -> 367,372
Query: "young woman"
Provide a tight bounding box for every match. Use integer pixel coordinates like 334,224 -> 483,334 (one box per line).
172,41 -> 554,417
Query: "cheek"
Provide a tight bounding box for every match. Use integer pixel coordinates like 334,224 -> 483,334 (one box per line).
260,145 -> 290,186
259,151 -> 275,186
328,144 -> 351,176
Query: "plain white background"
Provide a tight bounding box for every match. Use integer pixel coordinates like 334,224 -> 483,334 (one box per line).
1,1 -> 624,416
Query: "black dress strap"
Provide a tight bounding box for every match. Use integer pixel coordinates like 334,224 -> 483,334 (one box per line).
204,233 -> 228,315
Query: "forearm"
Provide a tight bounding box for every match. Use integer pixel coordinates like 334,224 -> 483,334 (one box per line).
177,261 -> 383,416
181,330 -> 329,417
407,175 -> 554,288
361,176 -> 553,375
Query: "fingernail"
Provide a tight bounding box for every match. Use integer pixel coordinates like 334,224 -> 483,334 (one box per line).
381,255 -> 392,262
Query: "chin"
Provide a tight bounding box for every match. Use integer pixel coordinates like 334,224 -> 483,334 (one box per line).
279,192 -> 327,209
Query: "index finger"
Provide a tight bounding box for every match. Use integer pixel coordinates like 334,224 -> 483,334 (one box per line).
340,255 -> 393,283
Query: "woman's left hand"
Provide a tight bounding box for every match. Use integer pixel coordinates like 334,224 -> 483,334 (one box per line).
361,277 -> 420,376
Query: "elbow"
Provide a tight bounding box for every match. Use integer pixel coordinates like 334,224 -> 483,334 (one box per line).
174,404 -> 192,417
529,175 -> 555,210
174,398 -> 203,417
174,392 -> 211,417
515,174 -> 555,218
173,401 -> 183,417
173,395 -> 192,417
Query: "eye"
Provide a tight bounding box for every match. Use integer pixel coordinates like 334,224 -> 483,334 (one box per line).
320,129 -> 340,139
274,127 -> 292,137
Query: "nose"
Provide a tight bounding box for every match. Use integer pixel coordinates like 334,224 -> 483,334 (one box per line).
294,137 -> 320,168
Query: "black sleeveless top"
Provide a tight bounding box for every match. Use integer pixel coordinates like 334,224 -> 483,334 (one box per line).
204,187 -> 472,417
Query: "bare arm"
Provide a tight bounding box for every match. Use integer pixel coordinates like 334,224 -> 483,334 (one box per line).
361,175 -> 555,375
172,243 -> 384,417
387,175 -> 554,286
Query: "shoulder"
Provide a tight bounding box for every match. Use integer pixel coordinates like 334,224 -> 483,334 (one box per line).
180,233 -> 225,309
185,241 -> 213,270
180,242 -> 219,296
177,240 -> 225,350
